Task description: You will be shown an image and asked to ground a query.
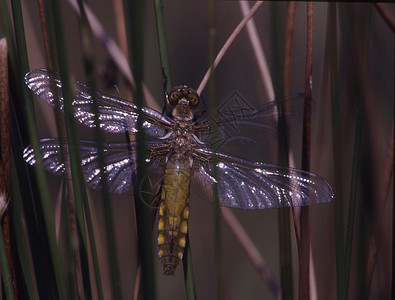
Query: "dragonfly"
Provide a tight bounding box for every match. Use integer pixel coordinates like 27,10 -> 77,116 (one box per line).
23,69 -> 333,276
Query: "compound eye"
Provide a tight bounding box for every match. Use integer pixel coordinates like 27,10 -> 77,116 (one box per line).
169,90 -> 182,104
188,93 -> 199,106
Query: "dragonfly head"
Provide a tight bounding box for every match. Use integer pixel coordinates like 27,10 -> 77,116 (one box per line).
166,85 -> 202,120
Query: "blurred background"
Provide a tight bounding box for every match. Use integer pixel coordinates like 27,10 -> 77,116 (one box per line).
1,1 -> 393,299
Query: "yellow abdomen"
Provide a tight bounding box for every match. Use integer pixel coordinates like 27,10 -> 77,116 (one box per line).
158,154 -> 191,275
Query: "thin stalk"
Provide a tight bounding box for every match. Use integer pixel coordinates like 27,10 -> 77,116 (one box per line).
36,1 -> 82,297
391,126 -> 395,300
198,1 -> 263,94
344,110 -> 362,297
0,38 -> 14,299
113,0 -> 128,56
222,207 -> 281,299
278,3 -> 296,300
0,37 -> 17,298
10,100 -> 52,298
111,0 -> 133,102
352,6 -> 374,298
12,161 -> 35,300
197,4 -> 277,295
5,0 -> 68,298
239,1 -> 275,101
36,0 -> 65,142
270,2 -> 284,96
77,0 -> 121,298
375,3 -> 395,34
362,8 -> 392,298
278,210 -> 293,300
282,2 -> 296,97
208,1 -> 222,299
37,0 -> 54,69
183,233 -> 196,300
327,4 -> 346,300
368,124 -> 393,298
299,3 -> 314,299
153,0 -> 172,91
10,0 -> 28,71
127,1 -> 156,299
48,0 -> 102,298
77,185 -> 101,300
61,183 -> 78,300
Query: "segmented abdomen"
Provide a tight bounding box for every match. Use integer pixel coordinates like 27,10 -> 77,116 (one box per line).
158,154 -> 191,275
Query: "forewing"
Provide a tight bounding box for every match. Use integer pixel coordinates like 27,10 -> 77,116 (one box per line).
195,93 -> 309,148
25,69 -> 171,138
192,148 -> 333,209
23,138 -> 166,194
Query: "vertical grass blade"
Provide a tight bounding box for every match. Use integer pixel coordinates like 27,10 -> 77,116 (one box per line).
347,5 -> 373,298
153,0 -> 172,90
183,233 -> 196,299
298,3 -> 314,299
327,4 -> 346,300
207,1 -> 223,299
10,100 -> 54,298
76,1 -> 121,298
390,126 -> 395,300
12,161 -> 35,300
278,3 -> 296,300
344,110 -> 362,296
4,0 -> 68,298
34,3 -> 79,297
60,183 -> 78,300
127,1 -> 156,299
269,2 -> 284,96
46,0 -> 107,298
0,37 -> 15,300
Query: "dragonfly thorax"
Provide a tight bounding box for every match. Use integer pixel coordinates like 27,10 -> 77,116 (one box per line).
158,119 -> 201,157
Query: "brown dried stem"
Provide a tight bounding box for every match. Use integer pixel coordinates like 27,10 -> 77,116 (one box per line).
222,207 -> 281,299
299,2 -> 314,300
197,1 -> 264,95
0,37 -> 17,298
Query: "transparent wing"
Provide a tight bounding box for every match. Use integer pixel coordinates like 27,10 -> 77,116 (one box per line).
23,138 -> 167,194
25,69 -> 171,138
195,93 -> 309,148
192,148 -> 333,209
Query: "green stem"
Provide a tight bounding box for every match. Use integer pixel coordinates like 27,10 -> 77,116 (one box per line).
128,1 -> 156,299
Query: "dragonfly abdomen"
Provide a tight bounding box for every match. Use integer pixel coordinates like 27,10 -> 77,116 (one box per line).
158,154 -> 191,275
